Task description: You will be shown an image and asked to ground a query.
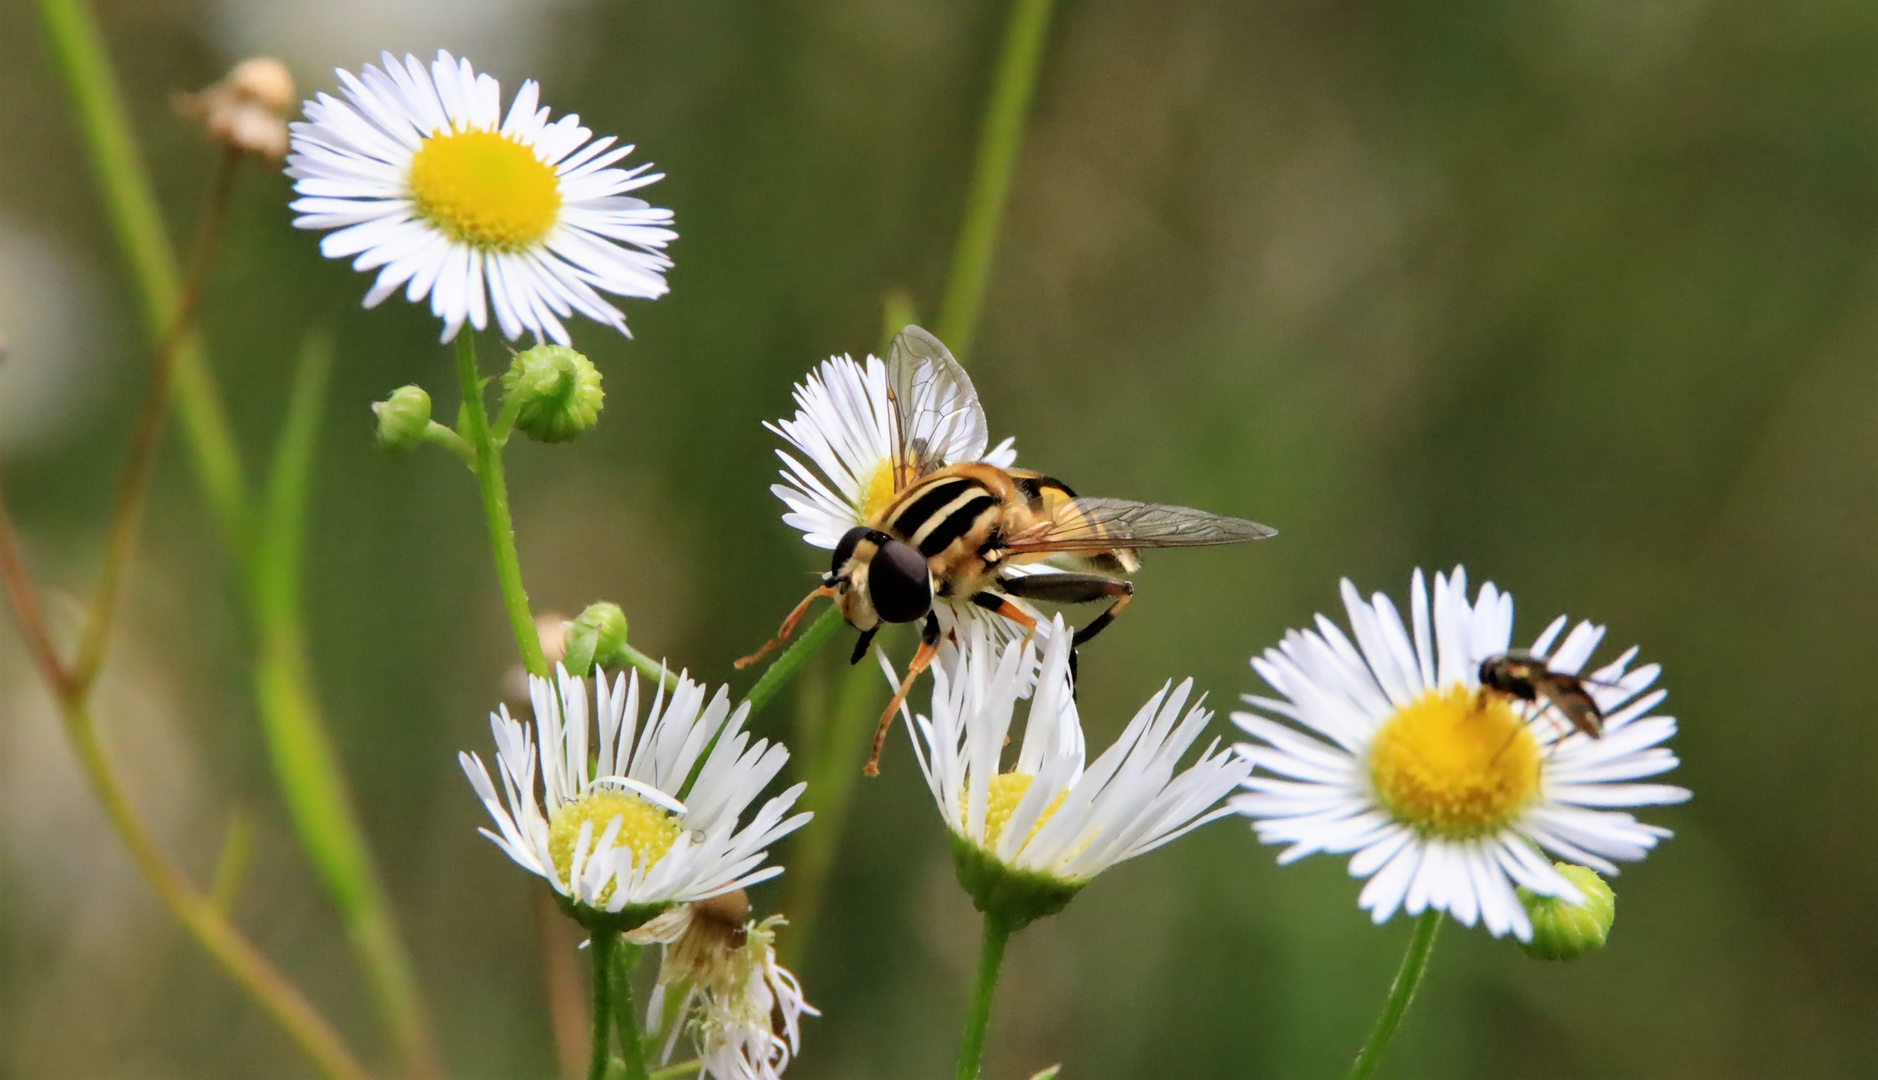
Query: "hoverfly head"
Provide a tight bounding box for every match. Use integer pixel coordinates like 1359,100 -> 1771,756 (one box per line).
866,536 -> 934,625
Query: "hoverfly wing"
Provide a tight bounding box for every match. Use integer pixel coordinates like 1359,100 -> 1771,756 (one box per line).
1534,675 -> 1606,739
1002,496 -> 1277,554
885,325 -> 989,490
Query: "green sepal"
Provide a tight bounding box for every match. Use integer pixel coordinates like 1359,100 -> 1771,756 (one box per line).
501,344 -> 603,443
949,831 -> 1082,931
1517,862 -> 1616,961
553,892 -> 671,937
564,602 -> 631,677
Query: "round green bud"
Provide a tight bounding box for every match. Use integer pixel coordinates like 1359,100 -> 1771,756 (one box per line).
562,602 -> 630,677
372,385 -> 432,454
502,345 -> 603,443
1518,862 -> 1616,961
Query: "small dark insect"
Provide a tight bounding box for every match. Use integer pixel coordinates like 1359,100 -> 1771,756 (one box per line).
1477,652 -> 1604,739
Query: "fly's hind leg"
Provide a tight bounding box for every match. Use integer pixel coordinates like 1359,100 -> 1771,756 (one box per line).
865,612 -> 941,777
998,572 -> 1135,646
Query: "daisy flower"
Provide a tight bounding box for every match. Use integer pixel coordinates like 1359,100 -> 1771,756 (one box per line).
766,349 -> 1032,647
460,665 -> 809,921
288,50 -> 675,344
898,617 -> 1250,918
631,891 -> 816,1080
1231,567 -> 1690,941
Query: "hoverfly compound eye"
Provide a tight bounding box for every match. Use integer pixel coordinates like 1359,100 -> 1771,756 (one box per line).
831,526 -> 869,576
868,538 -> 933,624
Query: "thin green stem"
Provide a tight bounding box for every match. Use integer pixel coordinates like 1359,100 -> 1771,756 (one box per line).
648,1062 -> 702,1080
608,942 -> 651,1080
1347,910 -> 1444,1080
938,0 -> 1057,360
38,0 -> 249,549
955,911 -> 1014,1080
70,144 -> 240,693
455,332 -> 550,677
60,694 -> 370,1080
618,642 -> 681,692
588,931 -> 618,1080
739,605 -> 845,720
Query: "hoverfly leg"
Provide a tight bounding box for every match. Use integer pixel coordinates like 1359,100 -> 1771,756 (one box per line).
734,585 -> 837,669
1072,586 -> 1133,647
968,590 -> 1039,644
998,572 -> 1135,647
864,613 -> 941,777
1067,648 -> 1080,697
849,626 -> 879,665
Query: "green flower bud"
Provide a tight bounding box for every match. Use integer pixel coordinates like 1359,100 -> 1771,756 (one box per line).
949,832 -> 1083,932
372,385 -> 432,454
1518,863 -> 1615,961
502,344 -> 603,443
562,602 -> 630,676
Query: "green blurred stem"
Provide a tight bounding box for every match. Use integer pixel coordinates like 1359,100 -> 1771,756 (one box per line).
38,0 -> 249,549
780,656 -> 880,968
648,1063 -> 701,1080
608,942 -> 651,1080
208,807 -> 255,913
938,0 -> 1057,359
955,911 -> 1014,1080
456,332 -> 550,678
619,642 -> 681,692
60,693 -> 370,1080
1347,910 -> 1444,1080
589,931 -> 620,1080
739,605 -> 845,720
38,5 -> 441,1073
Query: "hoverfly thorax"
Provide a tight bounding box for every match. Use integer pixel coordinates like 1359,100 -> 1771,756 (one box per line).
827,526 -> 934,631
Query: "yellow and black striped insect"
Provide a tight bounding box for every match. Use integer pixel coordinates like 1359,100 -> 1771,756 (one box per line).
739,325 -> 1276,775
1478,652 -> 1606,740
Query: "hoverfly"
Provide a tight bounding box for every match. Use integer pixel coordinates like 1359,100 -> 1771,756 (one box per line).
1477,652 -> 1605,740
738,325 -> 1275,775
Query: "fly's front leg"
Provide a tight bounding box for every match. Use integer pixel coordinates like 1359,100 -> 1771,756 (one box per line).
969,589 -> 1040,645
866,612 -> 941,777
999,572 -> 1135,646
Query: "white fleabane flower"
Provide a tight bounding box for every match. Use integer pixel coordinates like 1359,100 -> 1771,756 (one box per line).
766,352 -> 1031,649
632,893 -> 816,1080
899,617 -> 1250,921
288,51 -> 675,344
1231,567 -> 1691,941
769,352 -> 1017,548
460,665 -> 809,922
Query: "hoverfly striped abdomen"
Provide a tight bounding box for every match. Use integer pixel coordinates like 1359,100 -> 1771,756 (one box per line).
877,464 -> 1016,591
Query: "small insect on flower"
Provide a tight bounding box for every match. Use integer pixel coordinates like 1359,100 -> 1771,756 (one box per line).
1478,651 -> 1604,739
743,325 -> 1276,776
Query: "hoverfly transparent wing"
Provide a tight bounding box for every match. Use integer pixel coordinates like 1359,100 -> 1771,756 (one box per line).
884,325 -> 989,492
1001,496 -> 1277,554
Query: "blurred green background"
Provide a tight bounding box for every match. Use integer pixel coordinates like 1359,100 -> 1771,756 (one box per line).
2,0 -> 1874,1077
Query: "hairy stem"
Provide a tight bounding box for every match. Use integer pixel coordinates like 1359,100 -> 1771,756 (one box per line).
455,332 -> 550,678
608,942 -> 651,1080
739,606 -> 844,720
1347,909 -> 1444,1080
938,0 -> 1057,359
588,930 -> 618,1080
955,911 -> 1014,1080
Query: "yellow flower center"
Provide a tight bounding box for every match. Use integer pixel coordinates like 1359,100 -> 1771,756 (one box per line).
546,790 -> 681,901
407,128 -> 561,250
965,771 -> 1068,849
858,459 -> 918,523
1368,685 -> 1541,837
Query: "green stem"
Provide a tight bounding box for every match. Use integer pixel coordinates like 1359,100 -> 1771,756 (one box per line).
608,942 -> 651,1080
455,332 -> 550,677
588,931 -> 618,1080
956,911 -> 1014,1080
1347,910 -> 1444,1080
938,0 -> 1057,360
618,642 -> 681,692
739,605 -> 845,720
38,0 -> 249,549
648,1063 -> 702,1080
780,656 -> 880,968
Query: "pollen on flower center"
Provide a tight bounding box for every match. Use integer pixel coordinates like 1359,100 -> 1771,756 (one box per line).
408,128 -> 560,250
547,790 -> 681,895
965,771 -> 1067,849
1368,685 -> 1540,836
858,459 -> 917,522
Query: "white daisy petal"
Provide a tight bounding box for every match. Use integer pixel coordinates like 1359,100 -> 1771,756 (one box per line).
289,53 -> 673,342
1235,567 -> 1688,939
